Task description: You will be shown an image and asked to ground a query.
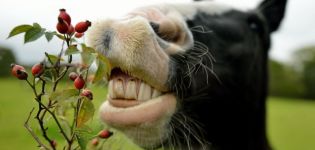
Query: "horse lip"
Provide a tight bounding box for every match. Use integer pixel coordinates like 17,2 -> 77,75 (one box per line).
100,93 -> 177,126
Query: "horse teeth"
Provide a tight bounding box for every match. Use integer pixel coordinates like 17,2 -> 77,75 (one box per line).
108,78 -> 162,101
108,80 -> 115,99
138,82 -> 152,101
152,89 -> 161,98
125,81 -> 137,99
113,79 -> 125,99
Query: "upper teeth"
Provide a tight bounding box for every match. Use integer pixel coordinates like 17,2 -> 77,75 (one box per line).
108,79 -> 162,101
113,79 -> 124,99
138,82 -> 151,101
125,81 -> 137,99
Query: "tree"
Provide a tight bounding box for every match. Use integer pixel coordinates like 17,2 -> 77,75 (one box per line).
293,46 -> 315,99
268,59 -> 305,98
0,46 -> 16,77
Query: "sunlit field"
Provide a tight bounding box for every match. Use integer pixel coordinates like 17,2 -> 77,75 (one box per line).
0,78 -> 314,150
267,97 -> 315,150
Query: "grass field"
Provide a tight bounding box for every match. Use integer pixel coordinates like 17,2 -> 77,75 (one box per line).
0,77 -> 315,150
267,98 -> 315,150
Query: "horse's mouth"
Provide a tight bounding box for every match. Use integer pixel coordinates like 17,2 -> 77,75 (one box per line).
100,68 -> 177,126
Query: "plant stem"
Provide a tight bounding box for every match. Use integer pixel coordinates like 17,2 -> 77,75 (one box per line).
52,36 -> 73,92
68,97 -> 82,150
36,103 -> 56,150
24,108 -> 51,150
27,34 -> 80,150
37,99 -> 71,143
32,78 -> 57,150
28,75 -> 70,148
26,78 -> 38,97
26,77 -> 58,149
45,52 -> 55,66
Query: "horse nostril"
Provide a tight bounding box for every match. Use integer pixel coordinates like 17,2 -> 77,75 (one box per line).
103,30 -> 113,51
149,21 -> 160,34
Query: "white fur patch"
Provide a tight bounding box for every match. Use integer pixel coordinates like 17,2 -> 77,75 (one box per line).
87,16 -> 170,92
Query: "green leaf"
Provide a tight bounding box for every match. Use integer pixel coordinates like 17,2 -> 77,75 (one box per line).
58,116 -> 72,137
33,22 -> 41,28
77,97 -> 95,128
93,59 -> 107,83
45,53 -> 64,65
98,53 -> 111,70
93,53 -> 111,83
50,89 -> 79,102
76,133 -> 88,150
65,45 -> 80,55
7,24 -> 32,38
24,26 -> 45,43
42,76 -> 52,82
75,125 -> 94,150
81,52 -> 96,67
54,33 -> 76,42
81,44 -> 96,53
54,33 -> 66,40
45,31 -> 55,42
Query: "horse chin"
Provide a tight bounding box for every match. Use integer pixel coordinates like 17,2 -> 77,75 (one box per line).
99,94 -> 176,148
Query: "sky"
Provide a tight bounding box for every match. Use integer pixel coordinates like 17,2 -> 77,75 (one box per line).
0,0 -> 315,65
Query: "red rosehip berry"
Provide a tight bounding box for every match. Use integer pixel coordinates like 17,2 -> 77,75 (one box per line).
16,70 -> 28,80
11,64 -> 28,80
75,32 -> 84,38
74,75 -> 85,89
67,24 -> 75,35
81,89 -> 93,100
69,72 -> 78,81
75,21 -> 91,33
98,130 -> 113,139
31,63 -> 44,77
58,8 -> 71,25
56,17 -> 69,34
11,64 -> 25,76
91,138 -> 99,146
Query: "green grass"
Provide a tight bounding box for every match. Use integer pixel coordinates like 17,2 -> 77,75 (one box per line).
267,97 -> 315,150
0,77 -> 315,150
0,77 -> 141,150
0,78 -> 37,150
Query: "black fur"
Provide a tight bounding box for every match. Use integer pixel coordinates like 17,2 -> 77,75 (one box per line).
166,0 -> 287,149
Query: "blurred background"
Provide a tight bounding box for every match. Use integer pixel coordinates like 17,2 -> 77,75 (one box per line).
0,0 -> 314,150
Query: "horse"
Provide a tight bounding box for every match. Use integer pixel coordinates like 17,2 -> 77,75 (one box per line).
87,0 -> 287,149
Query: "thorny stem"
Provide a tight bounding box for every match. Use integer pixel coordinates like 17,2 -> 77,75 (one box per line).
55,39 -> 65,72
38,77 -> 51,121
26,79 -> 38,97
25,33 -> 90,150
45,52 -> 55,66
74,97 -> 82,129
24,108 -> 50,150
68,94 -> 82,150
25,35 -> 76,149
49,35 -> 76,149
52,36 -> 72,91
36,98 -> 71,142
36,102 -> 56,150
39,77 -> 46,96
26,77 -> 56,149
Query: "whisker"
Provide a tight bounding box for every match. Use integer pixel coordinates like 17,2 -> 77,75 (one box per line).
190,25 -> 213,34
168,112 -> 209,150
